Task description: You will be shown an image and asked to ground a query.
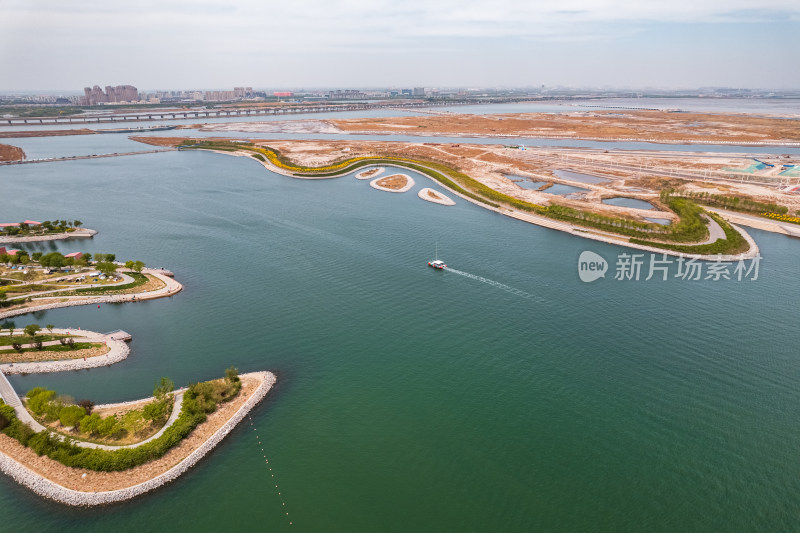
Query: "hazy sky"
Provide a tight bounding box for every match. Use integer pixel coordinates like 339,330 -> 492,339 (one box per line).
1,0 -> 799,92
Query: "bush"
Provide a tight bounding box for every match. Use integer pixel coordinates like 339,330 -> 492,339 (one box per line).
3,373 -> 244,472
27,388 -> 56,415
59,405 -> 86,428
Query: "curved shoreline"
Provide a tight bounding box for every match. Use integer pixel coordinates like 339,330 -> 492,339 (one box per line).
0,269 -> 183,321
356,167 -> 384,180
216,149 -> 759,261
0,371 -> 276,506
369,174 -> 415,193
0,229 -> 97,244
418,188 -> 456,206
0,328 -> 130,375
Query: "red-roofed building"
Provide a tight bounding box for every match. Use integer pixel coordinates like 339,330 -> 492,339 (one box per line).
0,247 -> 6,255
24,220 -> 41,226
6,249 -> 22,256
64,252 -> 83,260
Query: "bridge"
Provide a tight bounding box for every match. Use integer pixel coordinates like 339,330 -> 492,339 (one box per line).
0,97 -> 559,127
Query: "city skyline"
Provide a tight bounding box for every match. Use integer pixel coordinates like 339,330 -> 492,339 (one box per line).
1,0 -> 799,91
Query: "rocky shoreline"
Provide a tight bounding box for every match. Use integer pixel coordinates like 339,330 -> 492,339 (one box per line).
0,229 -> 97,243
0,371 -> 276,506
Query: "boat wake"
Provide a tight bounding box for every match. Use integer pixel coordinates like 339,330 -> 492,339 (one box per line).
445,268 -> 537,300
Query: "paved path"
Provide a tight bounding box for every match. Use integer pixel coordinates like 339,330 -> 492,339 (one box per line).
7,273 -> 135,301
68,392 -> 185,450
707,207 -> 800,238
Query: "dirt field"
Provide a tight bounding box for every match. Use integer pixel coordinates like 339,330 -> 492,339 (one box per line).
329,111 -> 800,144
0,143 -> 25,161
376,174 -> 409,190
0,375 -> 262,492
0,129 -> 94,139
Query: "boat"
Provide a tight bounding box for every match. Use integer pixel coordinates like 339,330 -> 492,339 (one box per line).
428,243 -> 446,270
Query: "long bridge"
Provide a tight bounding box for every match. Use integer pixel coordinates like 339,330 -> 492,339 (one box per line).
0,97 -> 558,127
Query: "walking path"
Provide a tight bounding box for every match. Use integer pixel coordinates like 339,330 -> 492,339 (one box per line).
0,269 -> 182,321
7,273 -> 135,301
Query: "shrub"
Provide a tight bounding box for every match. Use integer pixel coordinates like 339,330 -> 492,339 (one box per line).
59,405 -> 86,428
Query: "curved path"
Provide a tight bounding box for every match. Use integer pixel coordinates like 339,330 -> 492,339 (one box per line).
0,269 -> 183,321
0,372 -> 275,506
7,273 -> 136,301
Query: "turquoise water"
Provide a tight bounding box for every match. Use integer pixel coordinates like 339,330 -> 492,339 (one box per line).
602,197 -> 655,210
2,149 -> 800,531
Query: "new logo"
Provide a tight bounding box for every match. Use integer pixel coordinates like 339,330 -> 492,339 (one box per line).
578,251 -> 607,283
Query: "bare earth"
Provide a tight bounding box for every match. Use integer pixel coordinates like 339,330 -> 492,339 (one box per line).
0,143 -> 25,162
376,174 -> 409,190
329,111 -> 800,145
0,375 -> 261,492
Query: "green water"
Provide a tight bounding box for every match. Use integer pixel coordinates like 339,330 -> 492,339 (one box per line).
2,151 -> 800,531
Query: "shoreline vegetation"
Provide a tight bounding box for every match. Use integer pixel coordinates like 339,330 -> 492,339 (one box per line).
0,371 -> 276,505
181,140 -> 755,259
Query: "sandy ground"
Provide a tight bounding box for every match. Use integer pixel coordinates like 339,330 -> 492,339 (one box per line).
376,174 -> 409,190
328,111 -> 800,145
0,143 -> 25,162
0,375 -> 261,492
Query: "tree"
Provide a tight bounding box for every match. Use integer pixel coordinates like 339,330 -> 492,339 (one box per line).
126,260 -> 145,273
82,252 -> 92,263
96,415 -> 119,437
4,321 -> 16,337
103,253 -> 116,263
73,220 -> 82,228
225,366 -> 240,383
77,399 -> 94,415
80,413 -> 101,434
24,324 -> 41,340
31,252 -> 42,261
27,388 -> 55,415
153,377 -> 174,401
142,400 -> 169,422
46,324 -> 55,335
96,261 -> 118,277
39,252 -> 64,269
59,405 -> 86,428
0,293 -> 7,309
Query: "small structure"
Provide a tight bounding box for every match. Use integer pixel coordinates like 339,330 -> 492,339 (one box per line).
0,247 -> 5,255
5,249 -> 22,256
64,252 -> 83,260
106,330 -> 132,342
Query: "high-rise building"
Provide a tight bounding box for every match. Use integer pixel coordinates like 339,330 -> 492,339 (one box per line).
81,84 -> 139,105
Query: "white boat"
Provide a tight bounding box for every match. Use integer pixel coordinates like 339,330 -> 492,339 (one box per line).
428,243 -> 446,270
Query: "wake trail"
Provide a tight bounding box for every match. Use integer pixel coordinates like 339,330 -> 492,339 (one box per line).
446,268 -> 538,300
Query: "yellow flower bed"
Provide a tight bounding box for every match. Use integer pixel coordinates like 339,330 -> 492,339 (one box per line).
762,212 -> 800,224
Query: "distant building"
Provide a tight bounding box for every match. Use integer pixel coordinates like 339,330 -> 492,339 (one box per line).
413,87 -> 425,96
274,92 -> 294,97
64,252 -> 83,260
5,249 -> 22,256
82,85 -> 139,105
327,90 -> 366,100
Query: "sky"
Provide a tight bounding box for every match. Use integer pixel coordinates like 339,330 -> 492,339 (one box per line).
1,0 -> 799,92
